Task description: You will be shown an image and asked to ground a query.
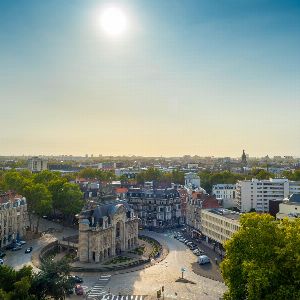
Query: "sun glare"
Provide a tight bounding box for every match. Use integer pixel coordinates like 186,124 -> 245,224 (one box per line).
100,6 -> 128,37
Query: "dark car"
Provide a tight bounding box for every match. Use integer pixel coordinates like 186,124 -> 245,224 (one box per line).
12,246 -> 22,251
69,275 -> 83,284
0,252 -> 6,259
25,247 -> 33,253
5,243 -> 15,250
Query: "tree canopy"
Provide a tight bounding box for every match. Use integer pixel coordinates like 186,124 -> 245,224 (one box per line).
136,167 -> 185,185
0,170 -> 83,230
221,213 -> 300,300
0,259 -> 72,300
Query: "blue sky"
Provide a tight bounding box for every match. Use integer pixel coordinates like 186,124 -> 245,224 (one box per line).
0,0 -> 299,157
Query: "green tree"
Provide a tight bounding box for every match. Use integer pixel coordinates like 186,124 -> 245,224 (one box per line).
33,170 -> 61,185
23,183 -> 52,232
0,265 -> 36,300
31,258 -> 72,300
221,213 -> 300,300
48,180 -> 83,222
2,171 -> 29,193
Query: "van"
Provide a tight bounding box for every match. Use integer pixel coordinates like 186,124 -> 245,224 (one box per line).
198,255 -> 210,265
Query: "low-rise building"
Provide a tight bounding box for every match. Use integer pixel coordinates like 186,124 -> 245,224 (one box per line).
0,192 -> 27,249
127,188 -> 182,228
276,194 -> 300,220
201,208 -> 241,245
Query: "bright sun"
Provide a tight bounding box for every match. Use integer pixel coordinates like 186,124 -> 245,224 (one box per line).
100,6 -> 128,37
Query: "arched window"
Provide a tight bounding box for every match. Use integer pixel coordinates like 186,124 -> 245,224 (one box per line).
116,222 -> 121,238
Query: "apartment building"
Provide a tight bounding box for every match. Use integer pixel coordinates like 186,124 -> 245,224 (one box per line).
28,157 -> 48,172
184,173 -> 201,189
201,208 -> 241,245
127,188 -> 182,228
0,193 -> 27,248
212,184 -> 236,208
236,178 -> 300,213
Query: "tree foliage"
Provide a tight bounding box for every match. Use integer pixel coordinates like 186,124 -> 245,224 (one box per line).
0,265 -> 35,300
77,168 -> 116,181
1,169 -> 83,229
0,260 -> 72,300
136,167 -> 185,185
221,213 -> 300,300
32,258 -> 72,300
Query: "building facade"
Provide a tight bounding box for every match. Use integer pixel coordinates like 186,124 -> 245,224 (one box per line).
28,157 -> 48,172
0,193 -> 27,249
184,173 -> 201,189
186,192 -> 219,237
276,194 -> 300,220
212,184 -> 236,208
201,208 -> 241,245
127,188 -> 182,228
236,178 -> 300,213
78,201 -> 139,263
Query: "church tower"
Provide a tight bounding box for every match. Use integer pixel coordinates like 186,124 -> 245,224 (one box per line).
241,150 -> 247,171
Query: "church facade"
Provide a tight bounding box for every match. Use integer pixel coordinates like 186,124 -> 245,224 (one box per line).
78,201 -> 139,263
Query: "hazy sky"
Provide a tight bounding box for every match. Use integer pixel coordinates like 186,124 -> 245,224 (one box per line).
0,0 -> 299,157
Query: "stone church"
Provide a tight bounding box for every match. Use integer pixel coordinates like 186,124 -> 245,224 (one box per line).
78,201 -> 139,263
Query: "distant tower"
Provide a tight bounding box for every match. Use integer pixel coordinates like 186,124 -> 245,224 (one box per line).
241,150 -> 247,170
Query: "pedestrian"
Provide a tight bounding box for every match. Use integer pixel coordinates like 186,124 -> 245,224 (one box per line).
215,257 -> 218,265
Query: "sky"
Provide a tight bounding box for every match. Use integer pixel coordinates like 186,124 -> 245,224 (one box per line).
0,0 -> 299,157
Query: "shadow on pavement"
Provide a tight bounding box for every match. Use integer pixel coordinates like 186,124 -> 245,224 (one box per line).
175,278 -> 196,284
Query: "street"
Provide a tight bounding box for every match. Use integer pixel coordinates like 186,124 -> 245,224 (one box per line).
74,230 -> 226,300
3,219 -> 226,300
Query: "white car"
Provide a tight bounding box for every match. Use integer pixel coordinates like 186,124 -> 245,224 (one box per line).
198,255 -> 211,265
0,259 -> 4,265
19,240 -> 26,245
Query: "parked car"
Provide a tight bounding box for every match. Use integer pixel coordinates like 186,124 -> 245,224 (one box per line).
12,246 -> 22,251
19,240 -> 26,245
198,255 -> 211,265
75,284 -> 84,295
5,243 -> 15,250
69,275 -> 83,283
0,258 -> 4,265
0,252 -> 5,259
25,247 -> 33,253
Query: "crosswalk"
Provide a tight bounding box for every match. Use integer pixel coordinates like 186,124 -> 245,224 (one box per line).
101,295 -> 146,300
86,275 -> 112,299
86,275 -> 146,300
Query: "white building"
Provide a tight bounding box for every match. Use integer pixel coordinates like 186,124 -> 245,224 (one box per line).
212,184 -> 236,208
276,194 -> 300,220
236,178 -> 300,213
27,157 -> 47,172
184,173 -> 201,189
201,208 -> 241,245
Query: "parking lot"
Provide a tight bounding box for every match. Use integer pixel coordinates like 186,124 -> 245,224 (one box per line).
172,230 -> 224,282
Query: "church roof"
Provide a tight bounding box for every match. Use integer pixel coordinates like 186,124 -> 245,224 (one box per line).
84,201 -> 131,222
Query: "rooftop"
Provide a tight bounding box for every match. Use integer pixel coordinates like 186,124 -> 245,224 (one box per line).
207,208 -> 241,221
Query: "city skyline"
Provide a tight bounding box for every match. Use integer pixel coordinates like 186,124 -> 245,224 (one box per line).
1,0 -> 299,157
